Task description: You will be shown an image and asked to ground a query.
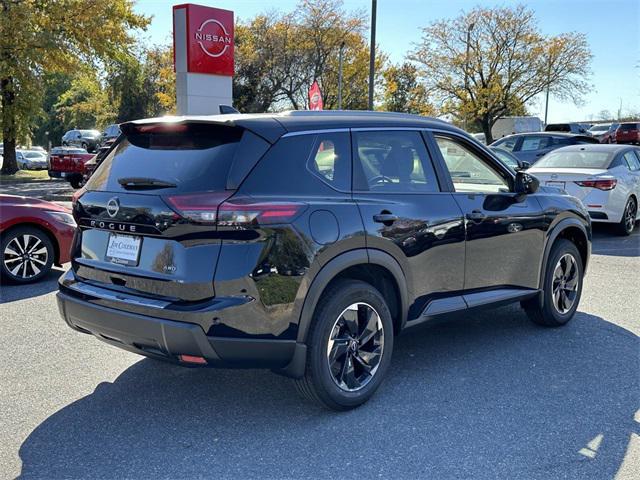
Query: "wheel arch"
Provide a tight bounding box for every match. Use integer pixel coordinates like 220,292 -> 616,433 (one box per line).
1,222 -> 60,265
295,248 -> 408,345
539,218 -> 590,290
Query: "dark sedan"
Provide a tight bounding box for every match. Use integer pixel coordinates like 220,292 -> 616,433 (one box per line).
491,132 -> 598,164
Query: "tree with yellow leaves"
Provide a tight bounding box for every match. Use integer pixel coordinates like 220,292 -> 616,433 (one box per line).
0,0 -> 149,174
410,5 -> 592,143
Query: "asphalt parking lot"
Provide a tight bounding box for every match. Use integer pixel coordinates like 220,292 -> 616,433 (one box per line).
1,226 -> 638,479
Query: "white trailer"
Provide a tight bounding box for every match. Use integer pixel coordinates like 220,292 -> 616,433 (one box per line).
491,116 -> 543,140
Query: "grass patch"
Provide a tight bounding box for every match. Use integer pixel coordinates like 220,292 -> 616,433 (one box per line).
0,169 -> 51,183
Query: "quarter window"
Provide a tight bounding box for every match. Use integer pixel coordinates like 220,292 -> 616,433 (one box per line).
623,151 -> 640,171
434,136 -> 509,193
353,130 -> 439,193
307,132 -> 351,191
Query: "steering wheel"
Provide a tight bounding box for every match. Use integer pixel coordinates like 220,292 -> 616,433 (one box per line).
368,175 -> 394,186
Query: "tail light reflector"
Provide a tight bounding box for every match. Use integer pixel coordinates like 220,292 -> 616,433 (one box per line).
574,179 -> 617,190
179,354 -> 207,364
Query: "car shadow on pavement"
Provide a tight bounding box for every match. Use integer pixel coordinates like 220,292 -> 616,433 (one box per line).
591,224 -> 640,257
0,268 -> 64,304
18,306 -> 639,479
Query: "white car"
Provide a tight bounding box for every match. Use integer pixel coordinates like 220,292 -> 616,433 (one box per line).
16,150 -> 48,170
528,144 -> 640,235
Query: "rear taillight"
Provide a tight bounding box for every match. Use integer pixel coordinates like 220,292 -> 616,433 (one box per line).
574,179 -> 617,190
164,193 -> 305,226
164,192 -> 231,224
218,199 -> 306,226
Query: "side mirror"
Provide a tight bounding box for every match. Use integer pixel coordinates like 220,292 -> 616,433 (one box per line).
515,171 -> 539,194
515,160 -> 531,171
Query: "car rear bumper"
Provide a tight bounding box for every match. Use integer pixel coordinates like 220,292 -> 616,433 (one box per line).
56,276 -> 305,375
48,170 -> 81,179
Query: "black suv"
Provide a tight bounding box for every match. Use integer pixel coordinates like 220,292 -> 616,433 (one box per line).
57,111 -> 591,410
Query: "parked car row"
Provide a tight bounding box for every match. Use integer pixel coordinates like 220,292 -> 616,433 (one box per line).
61,124 -> 121,153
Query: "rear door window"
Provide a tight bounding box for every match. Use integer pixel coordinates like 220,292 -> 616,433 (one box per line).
85,123 -> 243,194
520,136 -> 549,151
353,130 -> 439,193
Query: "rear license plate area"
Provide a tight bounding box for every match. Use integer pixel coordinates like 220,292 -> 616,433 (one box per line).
546,181 -> 566,189
105,234 -> 142,266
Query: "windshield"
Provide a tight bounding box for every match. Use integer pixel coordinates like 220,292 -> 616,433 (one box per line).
535,150 -> 612,169
24,152 -> 44,159
80,130 -> 100,137
589,125 -> 609,132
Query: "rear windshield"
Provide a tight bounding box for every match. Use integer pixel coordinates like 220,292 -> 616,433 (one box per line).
85,123 -> 243,193
535,150 -> 612,169
620,123 -> 639,131
545,124 -> 570,132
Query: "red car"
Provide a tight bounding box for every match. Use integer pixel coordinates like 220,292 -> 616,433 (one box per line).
615,122 -> 640,145
48,147 -> 95,189
0,195 -> 75,283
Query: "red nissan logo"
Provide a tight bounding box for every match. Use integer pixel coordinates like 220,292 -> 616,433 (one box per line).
194,19 -> 232,58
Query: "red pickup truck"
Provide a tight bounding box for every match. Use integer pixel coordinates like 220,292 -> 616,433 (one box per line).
48,147 -> 95,188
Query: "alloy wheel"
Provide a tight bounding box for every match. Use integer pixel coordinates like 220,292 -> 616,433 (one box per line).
3,234 -> 49,280
625,199 -> 637,233
551,253 -> 579,314
326,302 -> 385,392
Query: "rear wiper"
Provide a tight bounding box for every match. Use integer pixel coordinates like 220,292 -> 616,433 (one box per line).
117,177 -> 177,189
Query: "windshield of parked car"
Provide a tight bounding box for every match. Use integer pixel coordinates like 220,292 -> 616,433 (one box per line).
80,130 -> 100,137
589,124 -> 609,132
24,152 -> 44,159
535,150 -> 613,169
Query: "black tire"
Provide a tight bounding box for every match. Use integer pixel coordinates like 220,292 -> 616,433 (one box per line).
521,239 -> 583,327
616,197 -> 637,236
69,176 -> 82,189
1,226 -> 54,284
81,142 -> 88,151
294,279 -> 394,410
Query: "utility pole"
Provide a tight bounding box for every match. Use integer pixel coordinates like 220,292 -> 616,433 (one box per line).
338,41 -> 345,110
368,0 -> 377,110
463,22 -> 474,131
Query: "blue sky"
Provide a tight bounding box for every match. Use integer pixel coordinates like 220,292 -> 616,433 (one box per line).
134,0 -> 639,123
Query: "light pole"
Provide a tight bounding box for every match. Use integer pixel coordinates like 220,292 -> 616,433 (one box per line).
338,41 -> 345,110
463,22 -> 475,131
368,0 -> 377,110
544,60 -> 551,125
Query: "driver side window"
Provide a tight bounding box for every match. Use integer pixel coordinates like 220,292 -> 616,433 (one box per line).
353,130 -> 438,193
434,136 -> 510,193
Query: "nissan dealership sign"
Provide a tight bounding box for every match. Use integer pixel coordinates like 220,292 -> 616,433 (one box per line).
173,3 -> 234,114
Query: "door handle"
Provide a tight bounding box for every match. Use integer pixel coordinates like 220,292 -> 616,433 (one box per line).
467,210 -> 486,220
373,213 -> 399,224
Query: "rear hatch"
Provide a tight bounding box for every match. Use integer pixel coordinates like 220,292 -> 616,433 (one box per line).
73,122 -> 247,302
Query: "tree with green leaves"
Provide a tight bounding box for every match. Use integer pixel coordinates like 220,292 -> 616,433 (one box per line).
0,0 -> 149,174
410,5 -> 592,143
